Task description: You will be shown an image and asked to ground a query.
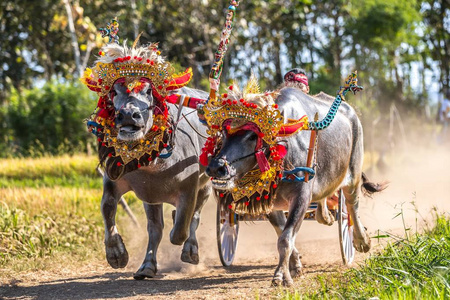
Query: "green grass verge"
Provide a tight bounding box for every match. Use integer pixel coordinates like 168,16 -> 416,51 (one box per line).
286,214 -> 450,299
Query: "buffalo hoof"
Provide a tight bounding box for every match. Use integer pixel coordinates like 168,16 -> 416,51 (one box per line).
271,272 -> 294,287
181,250 -> 199,265
133,263 -> 157,280
271,278 -> 294,287
105,234 -> 129,269
289,252 -> 303,278
271,277 -> 283,287
353,230 -> 371,253
316,208 -> 335,226
181,240 -> 199,264
290,267 -> 303,279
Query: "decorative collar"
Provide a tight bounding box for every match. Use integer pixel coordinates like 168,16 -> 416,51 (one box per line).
95,118 -> 173,181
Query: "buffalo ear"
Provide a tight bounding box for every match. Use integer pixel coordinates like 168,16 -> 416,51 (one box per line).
267,91 -> 280,99
113,82 -> 127,95
140,82 -> 152,95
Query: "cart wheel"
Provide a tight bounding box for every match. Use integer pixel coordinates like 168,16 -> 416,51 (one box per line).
338,189 -> 355,265
216,202 -> 239,267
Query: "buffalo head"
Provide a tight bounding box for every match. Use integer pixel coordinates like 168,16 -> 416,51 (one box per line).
112,81 -> 155,141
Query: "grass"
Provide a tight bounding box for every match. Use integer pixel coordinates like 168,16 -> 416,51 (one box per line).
284,212 -> 450,299
0,155 -> 109,276
0,155 -> 101,188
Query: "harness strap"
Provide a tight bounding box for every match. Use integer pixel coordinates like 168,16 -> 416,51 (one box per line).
282,167 -> 316,183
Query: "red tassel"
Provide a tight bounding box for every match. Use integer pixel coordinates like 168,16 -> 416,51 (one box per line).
199,137 -> 217,166
97,97 -> 107,109
275,144 -> 287,159
98,108 -> 112,118
255,150 -> 270,172
199,151 -> 208,166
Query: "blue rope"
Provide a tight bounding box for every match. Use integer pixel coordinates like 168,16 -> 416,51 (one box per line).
282,167 -> 315,183
158,145 -> 173,159
87,121 -> 101,136
307,72 -> 363,131
307,91 -> 344,130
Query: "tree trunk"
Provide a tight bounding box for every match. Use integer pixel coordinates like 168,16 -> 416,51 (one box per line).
63,0 -> 82,78
273,32 -> 283,85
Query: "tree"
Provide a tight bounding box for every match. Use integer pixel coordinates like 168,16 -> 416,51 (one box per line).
421,0 -> 450,96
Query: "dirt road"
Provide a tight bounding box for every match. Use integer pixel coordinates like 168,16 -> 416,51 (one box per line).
1,146 -> 449,299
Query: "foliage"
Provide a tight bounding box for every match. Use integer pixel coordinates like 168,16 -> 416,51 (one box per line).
1,0 -> 448,155
3,81 -> 96,157
421,0 -> 450,96
0,200 -> 102,269
0,155 -> 104,272
0,154 -> 146,276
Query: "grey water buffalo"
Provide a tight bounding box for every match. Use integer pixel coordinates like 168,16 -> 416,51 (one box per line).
83,42 -> 211,280
102,86 -> 211,280
205,78 -> 386,286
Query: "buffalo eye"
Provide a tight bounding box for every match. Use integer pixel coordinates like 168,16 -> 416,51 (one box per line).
248,133 -> 258,141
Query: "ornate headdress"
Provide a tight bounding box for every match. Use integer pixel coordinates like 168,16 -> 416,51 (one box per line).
81,19 -> 193,180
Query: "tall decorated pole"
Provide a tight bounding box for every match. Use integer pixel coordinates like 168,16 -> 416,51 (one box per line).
208,0 -> 240,101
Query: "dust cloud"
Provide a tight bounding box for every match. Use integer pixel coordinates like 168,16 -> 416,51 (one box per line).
120,130 -> 450,276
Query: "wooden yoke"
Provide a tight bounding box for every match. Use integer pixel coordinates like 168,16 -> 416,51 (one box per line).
305,112 -> 319,182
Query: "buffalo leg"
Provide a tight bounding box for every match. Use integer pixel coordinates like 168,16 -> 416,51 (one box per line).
181,183 -> 211,264
343,186 -> 371,252
134,203 -> 164,280
272,190 -> 309,287
101,178 -> 129,269
267,211 -> 303,278
170,174 -> 199,245
315,197 -> 335,226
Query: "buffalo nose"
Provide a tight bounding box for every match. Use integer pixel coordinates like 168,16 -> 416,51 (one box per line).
117,107 -> 142,125
206,158 -> 228,178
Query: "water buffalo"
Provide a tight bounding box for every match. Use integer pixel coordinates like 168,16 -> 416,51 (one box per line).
82,42 -> 211,279
204,75 -> 386,286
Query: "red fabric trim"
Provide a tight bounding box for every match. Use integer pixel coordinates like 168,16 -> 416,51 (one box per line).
166,68 -> 193,91
278,116 -> 307,136
167,94 -> 207,108
185,97 -> 206,109
166,94 -> 180,104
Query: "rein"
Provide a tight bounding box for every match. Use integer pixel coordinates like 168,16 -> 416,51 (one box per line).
228,147 -> 267,165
